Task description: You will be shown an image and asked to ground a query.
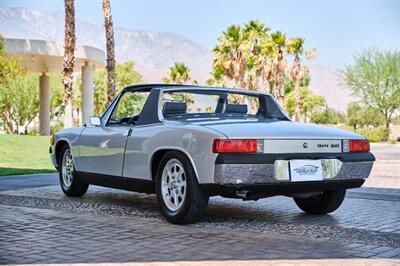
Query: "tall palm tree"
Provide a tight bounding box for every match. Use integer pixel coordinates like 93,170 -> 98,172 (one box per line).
102,0 -> 116,105
259,39 -> 277,95
213,25 -> 246,88
62,0 -> 75,128
271,31 -> 287,106
163,62 -> 192,84
287,38 -> 316,122
242,20 -> 270,92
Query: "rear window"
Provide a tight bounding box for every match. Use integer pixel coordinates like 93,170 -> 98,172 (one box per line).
161,90 -> 261,119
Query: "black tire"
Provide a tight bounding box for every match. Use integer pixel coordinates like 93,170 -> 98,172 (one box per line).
155,151 -> 209,224
293,190 -> 346,214
58,145 -> 89,197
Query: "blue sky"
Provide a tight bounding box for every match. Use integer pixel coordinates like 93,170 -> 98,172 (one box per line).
3,0 -> 399,68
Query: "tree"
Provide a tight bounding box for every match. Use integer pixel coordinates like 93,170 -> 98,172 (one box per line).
286,38 -> 315,122
102,0 -> 116,105
271,31 -> 287,106
343,49 -> 400,141
206,67 -> 224,87
0,35 -> 27,133
62,0 -> 76,128
212,25 -> 246,88
0,76 -> 39,133
346,103 -> 385,130
285,86 -> 326,122
242,20 -> 270,92
210,20 -> 314,108
311,107 -> 345,125
163,62 -> 192,84
0,35 -> 24,85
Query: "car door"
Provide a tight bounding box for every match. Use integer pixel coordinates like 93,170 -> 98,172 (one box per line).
78,90 -> 150,177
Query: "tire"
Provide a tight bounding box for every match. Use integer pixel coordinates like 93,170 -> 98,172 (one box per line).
293,190 -> 346,214
58,145 -> 89,197
155,151 -> 209,224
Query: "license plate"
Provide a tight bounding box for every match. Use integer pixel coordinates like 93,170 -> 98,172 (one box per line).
290,160 -> 323,182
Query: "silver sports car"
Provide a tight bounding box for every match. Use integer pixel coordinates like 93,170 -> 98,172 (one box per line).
50,84 -> 374,224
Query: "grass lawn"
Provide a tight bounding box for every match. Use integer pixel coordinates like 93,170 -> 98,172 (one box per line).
0,134 -> 56,176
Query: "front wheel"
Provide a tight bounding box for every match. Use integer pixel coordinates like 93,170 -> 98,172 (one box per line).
59,145 -> 89,197
155,151 -> 209,224
293,190 -> 346,214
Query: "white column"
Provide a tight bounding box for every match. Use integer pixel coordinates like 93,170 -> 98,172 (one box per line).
81,62 -> 94,125
39,73 -> 50,136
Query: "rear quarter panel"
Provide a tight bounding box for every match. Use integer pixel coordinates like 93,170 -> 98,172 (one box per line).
123,121 -> 226,183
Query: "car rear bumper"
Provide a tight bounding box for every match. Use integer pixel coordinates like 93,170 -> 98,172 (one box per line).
213,152 -> 374,185
201,179 -> 365,198
214,161 -> 373,185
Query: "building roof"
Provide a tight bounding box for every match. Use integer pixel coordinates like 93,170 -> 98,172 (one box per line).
5,38 -> 105,73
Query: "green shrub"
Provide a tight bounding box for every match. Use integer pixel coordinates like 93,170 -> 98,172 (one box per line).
335,125 -> 386,142
357,126 -> 386,142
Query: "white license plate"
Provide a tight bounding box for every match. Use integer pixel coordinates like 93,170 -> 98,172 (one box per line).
290,160 -> 323,182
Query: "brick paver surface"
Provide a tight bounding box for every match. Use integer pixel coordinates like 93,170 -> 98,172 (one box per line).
0,184 -> 399,264
0,143 -> 399,264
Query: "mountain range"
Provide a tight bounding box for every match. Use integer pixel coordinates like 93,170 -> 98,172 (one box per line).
0,6 -> 353,111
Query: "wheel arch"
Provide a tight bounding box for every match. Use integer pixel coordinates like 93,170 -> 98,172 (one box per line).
54,139 -> 71,166
150,148 -> 199,182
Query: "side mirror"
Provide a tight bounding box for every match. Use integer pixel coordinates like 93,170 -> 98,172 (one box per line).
89,116 -> 101,126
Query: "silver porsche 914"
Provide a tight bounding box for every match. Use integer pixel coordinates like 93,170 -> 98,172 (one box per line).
50,84 -> 375,224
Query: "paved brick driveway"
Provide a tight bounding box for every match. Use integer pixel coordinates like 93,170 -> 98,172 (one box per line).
0,143 -> 399,264
0,183 -> 399,264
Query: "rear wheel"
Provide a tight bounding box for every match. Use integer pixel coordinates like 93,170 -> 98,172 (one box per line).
293,190 -> 346,214
155,151 -> 209,224
59,145 -> 89,197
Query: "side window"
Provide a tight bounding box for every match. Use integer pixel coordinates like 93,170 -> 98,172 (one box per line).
108,91 -> 149,126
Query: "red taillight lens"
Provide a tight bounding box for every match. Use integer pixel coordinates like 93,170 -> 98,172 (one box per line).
349,139 -> 370,152
213,139 -> 257,153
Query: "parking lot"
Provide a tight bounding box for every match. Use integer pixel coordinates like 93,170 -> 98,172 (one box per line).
0,143 -> 399,264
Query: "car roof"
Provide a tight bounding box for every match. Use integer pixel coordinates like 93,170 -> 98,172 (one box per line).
122,84 -> 270,97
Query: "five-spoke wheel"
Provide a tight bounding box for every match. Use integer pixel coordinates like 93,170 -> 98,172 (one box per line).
58,145 -> 89,197
161,159 -> 187,212
61,149 -> 74,189
156,151 -> 209,224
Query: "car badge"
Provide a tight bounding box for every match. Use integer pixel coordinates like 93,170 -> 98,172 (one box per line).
303,142 -> 308,149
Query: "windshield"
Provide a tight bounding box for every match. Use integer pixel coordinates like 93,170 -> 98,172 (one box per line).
161,89 -> 288,121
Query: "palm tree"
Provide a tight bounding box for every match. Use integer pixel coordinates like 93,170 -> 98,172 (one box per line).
271,31 -> 287,106
205,67 -> 226,87
213,25 -> 246,88
242,20 -> 270,92
163,62 -> 192,84
287,38 -> 304,122
62,0 -> 76,128
102,0 -> 116,105
259,39 -> 277,95
287,38 -> 315,122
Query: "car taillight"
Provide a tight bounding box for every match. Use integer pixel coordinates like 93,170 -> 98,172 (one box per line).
213,139 -> 262,153
348,139 -> 370,152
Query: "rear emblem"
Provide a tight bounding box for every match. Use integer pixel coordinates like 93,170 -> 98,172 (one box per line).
303,142 -> 308,149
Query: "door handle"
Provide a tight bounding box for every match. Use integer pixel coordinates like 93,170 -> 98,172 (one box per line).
122,128 -> 132,136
